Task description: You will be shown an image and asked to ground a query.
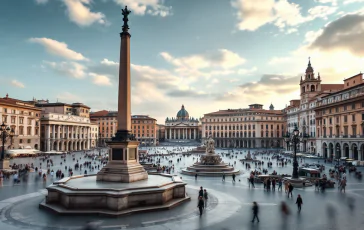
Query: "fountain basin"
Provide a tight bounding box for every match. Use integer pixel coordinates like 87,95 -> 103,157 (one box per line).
39,174 -> 190,216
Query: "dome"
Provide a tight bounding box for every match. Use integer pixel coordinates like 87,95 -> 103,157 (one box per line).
176,105 -> 189,119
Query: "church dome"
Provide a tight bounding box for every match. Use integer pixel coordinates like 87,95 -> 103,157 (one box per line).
177,105 -> 189,119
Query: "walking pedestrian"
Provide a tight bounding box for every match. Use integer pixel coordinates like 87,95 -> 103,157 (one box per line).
251,201 -> 259,223
203,189 -> 208,208
278,179 -> 282,191
284,181 -> 289,193
199,186 -> 204,198
222,172 -> 225,182
197,196 -> 204,216
296,194 -> 303,212
232,174 -> 236,182
288,183 -> 294,198
195,173 -> 198,180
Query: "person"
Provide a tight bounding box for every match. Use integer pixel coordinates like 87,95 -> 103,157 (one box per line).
232,174 -> 236,182
288,183 -> 294,198
197,196 -> 204,216
296,194 -> 303,212
284,181 -> 289,193
278,179 -> 282,191
195,173 -> 198,180
203,189 -> 208,208
281,201 -> 290,216
199,186 -> 204,198
251,201 -> 259,223
340,178 -> 346,193
222,172 -> 225,182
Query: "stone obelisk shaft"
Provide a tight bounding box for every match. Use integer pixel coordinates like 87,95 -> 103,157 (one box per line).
117,33 -> 131,132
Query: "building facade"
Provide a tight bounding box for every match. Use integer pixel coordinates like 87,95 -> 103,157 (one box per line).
156,124 -> 165,142
202,104 -> 286,148
27,100 -> 96,152
164,105 -> 199,140
0,94 -> 42,150
315,73 -> 364,160
285,60 -> 343,154
90,111 -> 157,146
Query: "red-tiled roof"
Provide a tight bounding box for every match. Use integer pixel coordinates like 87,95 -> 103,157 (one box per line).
0,96 -> 42,110
321,84 -> 344,91
204,108 -> 284,116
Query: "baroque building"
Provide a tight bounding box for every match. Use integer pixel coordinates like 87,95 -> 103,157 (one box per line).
164,105 -> 199,140
29,100 -> 98,152
286,59 -> 343,153
202,104 -> 286,148
315,73 -> 364,160
0,94 -> 42,151
90,111 -> 157,146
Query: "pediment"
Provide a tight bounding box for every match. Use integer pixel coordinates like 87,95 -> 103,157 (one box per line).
172,122 -> 191,127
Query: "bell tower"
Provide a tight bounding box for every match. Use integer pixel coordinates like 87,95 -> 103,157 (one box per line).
300,58 -> 322,99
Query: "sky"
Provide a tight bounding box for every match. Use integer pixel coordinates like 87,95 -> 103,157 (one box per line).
1,0 -> 364,124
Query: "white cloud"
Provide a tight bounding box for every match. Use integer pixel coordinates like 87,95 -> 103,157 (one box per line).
89,72 -> 112,86
62,0 -> 108,27
44,61 -> 87,79
29,38 -> 88,61
160,49 -> 246,70
231,0 -> 337,31
114,0 -> 172,17
315,0 -> 337,6
236,67 -> 257,75
344,0 -> 364,4
57,92 -> 82,102
10,80 -> 25,88
35,0 -> 48,4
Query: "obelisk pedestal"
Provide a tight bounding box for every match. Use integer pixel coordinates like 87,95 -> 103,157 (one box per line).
0,159 -> 10,170
96,6 -> 148,183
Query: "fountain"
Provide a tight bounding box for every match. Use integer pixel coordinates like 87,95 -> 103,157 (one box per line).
181,136 -> 240,176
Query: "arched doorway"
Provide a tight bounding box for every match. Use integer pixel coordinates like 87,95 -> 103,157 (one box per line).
53,142 -> 57,151
329,143 -> 334,159
343,143 -> 349,158
34,144 -> 39,150
335,143 -> 341,159
322,142 -> 327,158
352,143 -> 358,160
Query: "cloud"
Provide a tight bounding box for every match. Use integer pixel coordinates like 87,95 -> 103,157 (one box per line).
160,49 -> 246,70
231,0 -> 337,31
344,0 -> 364,4
35,0 -> 48,4
62,0 -> 108,27
309,13 -> 364,56
114,0 -> 172,17
57,92 -> 82,102
89,72 -> 112,86
10,80 -> 25,88
44,61 -> 87,79
315,0 -> 337,6
166,89 -> 208,98
29,38 -> 88,61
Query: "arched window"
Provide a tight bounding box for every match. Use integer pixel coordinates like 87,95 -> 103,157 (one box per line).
311,85 -> 315,92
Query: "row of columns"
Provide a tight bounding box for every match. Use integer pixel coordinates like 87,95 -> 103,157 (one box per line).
43,140 -> 89,152
213,139 -> 282,148
165,128 -> 197,140
44,124 -> 91,151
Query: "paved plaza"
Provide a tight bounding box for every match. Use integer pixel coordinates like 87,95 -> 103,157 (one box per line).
1,147 -> 364,230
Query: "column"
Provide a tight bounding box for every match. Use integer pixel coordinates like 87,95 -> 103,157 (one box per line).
194,129 -> 196,140
52,125 -> 55,139
165,129 -> 167,140
349,147 -> 353,159
183,128 -> 185,139
178,129 -> 180,139
46,125 -> 51,151
189,128 -> 191,139
169,128 -> 171,140
58,125 -> 61,139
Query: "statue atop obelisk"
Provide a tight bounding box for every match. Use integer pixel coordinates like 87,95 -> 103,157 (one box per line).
97,6 -> 148,183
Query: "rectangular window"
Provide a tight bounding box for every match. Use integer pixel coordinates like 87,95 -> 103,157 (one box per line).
352,103 -> 356,110
343,105 -> 347,111
352,114 -> 356,122
352,126 -> 357,136
335,107 -> 339,113
11,117 -> 15,123
344,115 -> 347,122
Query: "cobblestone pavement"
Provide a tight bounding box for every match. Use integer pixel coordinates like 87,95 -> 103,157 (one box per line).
1,147 -> 363,230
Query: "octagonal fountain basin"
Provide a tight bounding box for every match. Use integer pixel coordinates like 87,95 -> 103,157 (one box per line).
39,174 -> 190,216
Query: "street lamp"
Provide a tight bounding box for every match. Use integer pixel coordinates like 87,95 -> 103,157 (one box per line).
284,125 -> 308,179
1,122 -> 15,163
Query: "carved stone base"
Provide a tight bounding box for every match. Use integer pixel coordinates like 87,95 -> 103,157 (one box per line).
200,154 -> 222,165
97,162 -> 148,182
0,159 -> 10,170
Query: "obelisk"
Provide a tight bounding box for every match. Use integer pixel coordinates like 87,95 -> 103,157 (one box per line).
97,6 -> 148,182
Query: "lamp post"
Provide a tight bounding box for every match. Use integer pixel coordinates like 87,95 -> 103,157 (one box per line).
0,122 -> 15,169
284,125 -> 308,179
